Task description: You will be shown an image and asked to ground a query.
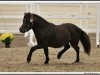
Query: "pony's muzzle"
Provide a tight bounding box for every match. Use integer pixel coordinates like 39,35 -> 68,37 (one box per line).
19,27 -> 25,33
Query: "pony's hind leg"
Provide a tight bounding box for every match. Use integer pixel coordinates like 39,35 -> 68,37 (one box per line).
27,45 -> 42,63
57,44 -> 70,59
70,42 -> 80,62
74,46 -> 80,62
43,47 -> 49,64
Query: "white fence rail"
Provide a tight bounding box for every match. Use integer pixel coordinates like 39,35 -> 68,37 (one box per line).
0,3 -> 97,34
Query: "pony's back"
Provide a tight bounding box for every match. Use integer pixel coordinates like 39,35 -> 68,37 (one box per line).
58,23 -> 82,38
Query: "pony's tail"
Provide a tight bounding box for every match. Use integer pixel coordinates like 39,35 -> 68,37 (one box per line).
80,30 -> 91,55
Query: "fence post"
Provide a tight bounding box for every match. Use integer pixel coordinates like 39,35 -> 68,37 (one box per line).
27,29 -> 37,47
24,3 -> 37,47
96,4 -> 100,48
80,3 -> 83,29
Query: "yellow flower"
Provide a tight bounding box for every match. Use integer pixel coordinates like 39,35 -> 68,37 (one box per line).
0,33 -> 14,42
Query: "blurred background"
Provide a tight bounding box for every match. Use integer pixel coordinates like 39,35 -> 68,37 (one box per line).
0,3 -> 98,33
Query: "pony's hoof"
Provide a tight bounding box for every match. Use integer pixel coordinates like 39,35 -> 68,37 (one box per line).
74,61 -> 80,63
44,62 -> 48,64
44,60 -> 49,64
27,58 -> 31,63
57,54 -> 61,59
27,56 -> 31,63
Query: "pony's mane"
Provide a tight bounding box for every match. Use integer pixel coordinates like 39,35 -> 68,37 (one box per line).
33,14 -> 49,23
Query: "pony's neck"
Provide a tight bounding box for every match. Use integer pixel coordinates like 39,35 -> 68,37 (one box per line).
32,14 -> 50,30
32,20 -> 49,31
32,14 -> 56,34
34,14 -> 49,24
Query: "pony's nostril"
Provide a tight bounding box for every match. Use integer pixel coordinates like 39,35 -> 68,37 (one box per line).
19,28 -> 24,33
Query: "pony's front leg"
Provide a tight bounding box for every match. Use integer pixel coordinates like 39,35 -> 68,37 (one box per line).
43,47 -> 49,64
27,45 -> 41,63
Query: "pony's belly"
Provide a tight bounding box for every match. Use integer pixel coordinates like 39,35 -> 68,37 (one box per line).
48,41 -> 66,48
49,44 -> 63,48
48,35 -> 69,48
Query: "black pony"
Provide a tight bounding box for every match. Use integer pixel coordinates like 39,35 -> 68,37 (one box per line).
19,12 -> 91,64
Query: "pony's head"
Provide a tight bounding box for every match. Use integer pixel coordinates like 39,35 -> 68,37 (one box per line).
19,12 -> 33,33
19,12 -> 49,33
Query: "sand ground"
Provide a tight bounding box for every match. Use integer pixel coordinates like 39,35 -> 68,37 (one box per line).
0,33 -> 100,72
